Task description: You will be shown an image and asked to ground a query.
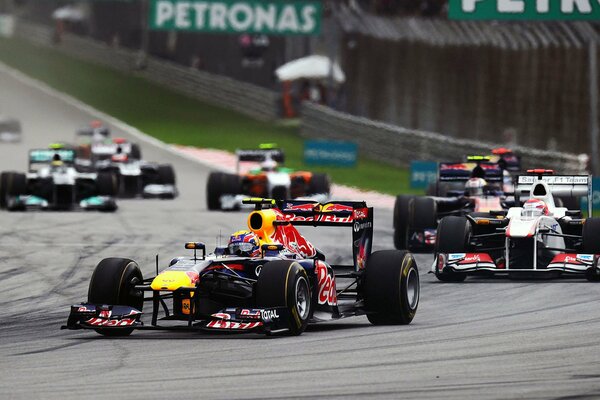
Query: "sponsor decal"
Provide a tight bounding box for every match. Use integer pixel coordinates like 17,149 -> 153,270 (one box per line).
448,253 -> 466,261
353,221 -> 372,233
206,319 -> 262,330
260,309 -> 279,320
551,254 -> 583,265
85,318 -> 136,327
77,306 -> 93,313
186,271 -> 199,284
316,261 -> 337,306
272,219 -> 316,258
255,265 -> 262,276
353,208 -> 368,220
240,309 -> 261,319
577,254 -> 594,262
411,231 -> 424,243
98,310 -> 112,319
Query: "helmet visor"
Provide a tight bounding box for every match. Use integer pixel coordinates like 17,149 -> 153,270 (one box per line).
228,241 -> 256,255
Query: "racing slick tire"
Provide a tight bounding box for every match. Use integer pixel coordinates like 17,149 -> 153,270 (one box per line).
582,218 -> 600,254
255,260 -> 311,336
409,197 -> 437,230
364,250 -> 419,325
130,143 -> 142,160
2,172 -> 26,210
158,164 -> 176,185
88,258 -> 144,336
393,195 -> 414,249
96,172 -> 118,197
206,172 -> 240,210
435,216 -> 471,282
308,173 -> 331,196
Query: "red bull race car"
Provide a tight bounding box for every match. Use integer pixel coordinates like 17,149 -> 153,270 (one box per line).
63,199 -> 420,336
433,170 -> 600,281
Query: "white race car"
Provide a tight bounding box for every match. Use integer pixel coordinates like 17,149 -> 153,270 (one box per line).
433,169 -> 600,281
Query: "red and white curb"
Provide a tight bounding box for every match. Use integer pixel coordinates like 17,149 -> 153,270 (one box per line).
173,145 -> 395,209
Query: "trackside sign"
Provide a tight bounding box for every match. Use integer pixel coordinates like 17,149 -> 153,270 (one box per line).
449,0 -> 600,20
149,0 -> 322,35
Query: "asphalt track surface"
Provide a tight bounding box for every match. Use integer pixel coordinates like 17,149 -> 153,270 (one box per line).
1,65 -> 600,400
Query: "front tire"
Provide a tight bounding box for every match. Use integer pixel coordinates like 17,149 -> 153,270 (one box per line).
255,260 -> 311,336
307,173 -> 330,196
158,164 -> 176,185
88,258 -> 143,336
582,218 -> 600,254
435,216 -> 471,282
393,195 -> 414,249
364,250 -> 419,325
206,172 -> 241,210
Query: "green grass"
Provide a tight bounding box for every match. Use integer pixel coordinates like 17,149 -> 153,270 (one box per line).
0,37 -> 421,195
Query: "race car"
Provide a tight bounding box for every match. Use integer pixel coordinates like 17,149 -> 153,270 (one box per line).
394,156 -> 511,252
432,169 -> 600,281
0,145 -> 117,211
74,120 -> 142,164
92,138 -> 177,198
206,146 -> 330,210
0,116 -> 21,143
63,198 -> 420,336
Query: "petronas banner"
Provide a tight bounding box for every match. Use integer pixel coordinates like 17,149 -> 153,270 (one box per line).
149,0 -> 322,35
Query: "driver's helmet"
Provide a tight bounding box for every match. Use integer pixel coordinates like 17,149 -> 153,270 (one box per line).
465,177 -> 487,197
522,199 -> 549,219
260,158 -> 278,172
227,230 -> 261,257
50,153 -> 63,168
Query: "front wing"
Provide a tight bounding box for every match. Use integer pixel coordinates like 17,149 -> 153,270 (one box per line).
6,195 -> 117,211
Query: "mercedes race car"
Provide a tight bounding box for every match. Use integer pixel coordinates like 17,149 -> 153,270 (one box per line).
63,199 -> 420,336
206,146 -> 330,210
0,116 -> 21,143
0,146 -> 117,211
74,123 -> 176,198
433,170 -> 600,281
394,156 -> 512,252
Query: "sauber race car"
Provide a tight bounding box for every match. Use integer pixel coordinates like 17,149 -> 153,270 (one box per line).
0,145 -> 117,211
394,156 -> 512,252
74,124 -> 176,198
206,146 -> 330,210
63,199 -> 419,336
433,170 -> 600,282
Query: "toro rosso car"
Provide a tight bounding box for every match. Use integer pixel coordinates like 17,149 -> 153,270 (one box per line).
63,199 -> 419,336
394,156 -> 511,252
0,145 -> 117,211
206,146 -> 330,210
433,170 -> 600,281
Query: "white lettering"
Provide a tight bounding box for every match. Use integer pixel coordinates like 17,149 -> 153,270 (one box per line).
175,2 -> 191,28
277,5 -> 299,32
462,0 -> 485,12
254,4 -> 276,31
156,1 -> 175,26
561,0 -> 592,13
229,3 -> 254,31
210,2 -> 228,30
536,0 -> 550,12
498,0 -> 524,12
301,5 -> 316,33
192,3 -> 209,27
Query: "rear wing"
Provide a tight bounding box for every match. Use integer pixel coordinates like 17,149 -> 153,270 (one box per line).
276,200 -> 373,271
29,148 -> 75,170
236,148 -> 285,172
438,162 -> 503,183
514,173 -> 591,215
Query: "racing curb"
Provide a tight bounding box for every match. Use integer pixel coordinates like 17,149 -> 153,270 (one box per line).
0,61 -> 395,209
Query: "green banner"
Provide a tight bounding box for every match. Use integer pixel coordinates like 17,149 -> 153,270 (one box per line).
449,0 -> 600,20
149,0 -> 322,35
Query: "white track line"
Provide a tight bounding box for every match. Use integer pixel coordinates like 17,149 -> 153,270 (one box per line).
0,60 -> 395,209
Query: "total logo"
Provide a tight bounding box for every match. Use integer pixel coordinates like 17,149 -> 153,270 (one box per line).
260,309 -> 280,321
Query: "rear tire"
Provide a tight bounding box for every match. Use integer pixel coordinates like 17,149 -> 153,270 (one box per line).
255,260 -> 311,336
364,250 -> 419,325
130,143 -> 142,160
307,173 -> 330,196
393,195 -> 414,249
3,172 -> 26,211
409,197 -> 437,230
206,172 -> 241,210
88,258 -> 143,336
158,164 -> 176,185
0,172 -> 10,208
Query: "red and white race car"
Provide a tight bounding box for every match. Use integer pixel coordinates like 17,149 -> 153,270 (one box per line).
432,170 -> 600,281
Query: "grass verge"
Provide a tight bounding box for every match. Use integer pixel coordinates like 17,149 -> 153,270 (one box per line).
0,36 -> 421,195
